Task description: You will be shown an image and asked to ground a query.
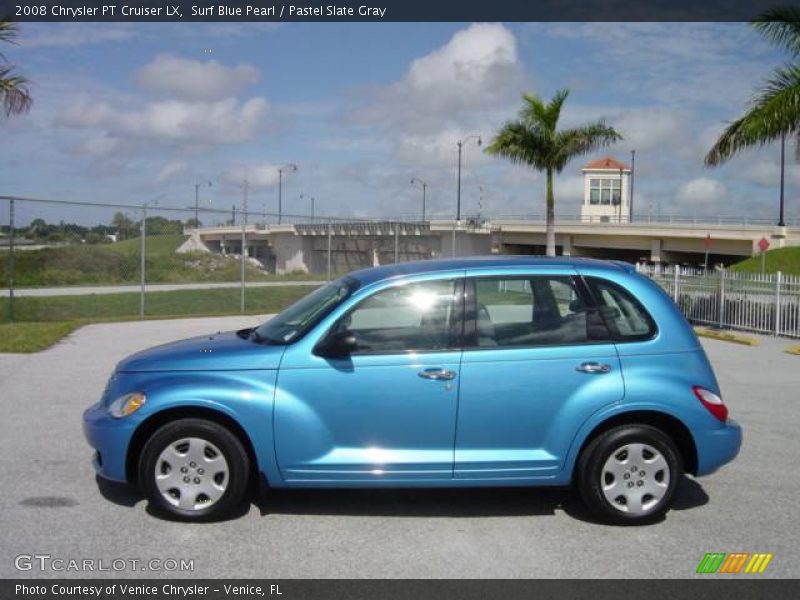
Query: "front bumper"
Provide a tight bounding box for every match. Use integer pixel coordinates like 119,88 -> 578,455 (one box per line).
82,402 -> 139,482
694,418 -> 742,476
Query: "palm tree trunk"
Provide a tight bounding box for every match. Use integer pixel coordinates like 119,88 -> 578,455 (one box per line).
545,168 -> 556,257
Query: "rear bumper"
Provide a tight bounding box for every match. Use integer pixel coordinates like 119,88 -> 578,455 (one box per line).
82,402 -> 137,482
694,419 -> 742,476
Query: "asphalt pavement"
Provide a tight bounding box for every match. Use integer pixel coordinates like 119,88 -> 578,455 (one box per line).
0,317 -> 797,578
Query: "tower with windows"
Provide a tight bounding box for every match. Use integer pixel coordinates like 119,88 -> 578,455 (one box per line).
580,157 -> 631,223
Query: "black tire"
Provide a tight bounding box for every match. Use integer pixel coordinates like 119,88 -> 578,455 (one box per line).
576,424 -> 682,525
138,418 -> 250,521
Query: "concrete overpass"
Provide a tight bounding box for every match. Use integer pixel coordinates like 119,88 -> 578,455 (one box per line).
182,217 -> 800,274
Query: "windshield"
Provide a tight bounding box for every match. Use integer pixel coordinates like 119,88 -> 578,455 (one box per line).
253,277 -> 359,344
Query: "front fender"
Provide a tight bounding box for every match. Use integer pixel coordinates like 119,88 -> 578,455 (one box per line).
127,370 -> 283,486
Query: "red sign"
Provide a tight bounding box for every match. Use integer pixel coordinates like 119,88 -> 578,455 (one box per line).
704,233 -> 713,249
758,237 -> 770,253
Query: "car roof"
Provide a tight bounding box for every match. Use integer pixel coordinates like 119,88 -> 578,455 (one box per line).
347,256 -> 635,286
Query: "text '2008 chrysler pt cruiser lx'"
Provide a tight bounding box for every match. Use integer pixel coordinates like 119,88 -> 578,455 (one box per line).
84,257 -> 741,524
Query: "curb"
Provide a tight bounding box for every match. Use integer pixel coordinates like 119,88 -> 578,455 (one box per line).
694,327 -> 760,346
785,344 -> 800,356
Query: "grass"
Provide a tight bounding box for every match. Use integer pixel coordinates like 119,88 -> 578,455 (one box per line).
731,247 -> 800,275
0,234 -> 322,287
0,321 -> 84,353
0,285 -> 317,352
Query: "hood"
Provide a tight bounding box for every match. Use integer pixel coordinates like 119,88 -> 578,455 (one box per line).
116,329 -> 285,373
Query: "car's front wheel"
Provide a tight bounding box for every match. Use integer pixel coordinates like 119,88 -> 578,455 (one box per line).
576,424 -> 681,524
138,418 -> 250,521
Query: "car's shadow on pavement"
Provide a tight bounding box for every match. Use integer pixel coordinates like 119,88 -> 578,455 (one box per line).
96,474 -> 709,525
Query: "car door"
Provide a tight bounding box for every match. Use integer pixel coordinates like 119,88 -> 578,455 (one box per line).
454,269 -> 624,480
275,275 -> 464,483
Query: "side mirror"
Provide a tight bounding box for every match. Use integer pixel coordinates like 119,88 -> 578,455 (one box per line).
315,329 -> 358,358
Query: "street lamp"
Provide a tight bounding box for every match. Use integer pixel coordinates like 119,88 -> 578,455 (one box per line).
300,193 -> 315,223
193,181 -> 211,228
779,132 -> 786,227
410,177 -> 428,221
456,135 -> 481,221
277,163 -> 298,224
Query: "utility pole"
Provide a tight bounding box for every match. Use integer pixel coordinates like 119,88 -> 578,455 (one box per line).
6,198 -> 14,322
241,178 -> 248,313
194,181 -> 211,227
630,150 -> 636,223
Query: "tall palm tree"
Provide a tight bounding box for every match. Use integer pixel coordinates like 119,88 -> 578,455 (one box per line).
705,8 -> 800,166
0,19 -> 33,118
486,89 -> 621,256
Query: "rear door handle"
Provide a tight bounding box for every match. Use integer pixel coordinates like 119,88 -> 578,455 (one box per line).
418,368 -> 457,381
576,362 -> 611,374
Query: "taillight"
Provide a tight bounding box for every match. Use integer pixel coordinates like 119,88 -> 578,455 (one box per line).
693,386 -> 728,422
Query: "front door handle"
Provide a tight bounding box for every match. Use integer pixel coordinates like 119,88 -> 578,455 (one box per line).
418,368 -> 457,381
576,362 -> 611,374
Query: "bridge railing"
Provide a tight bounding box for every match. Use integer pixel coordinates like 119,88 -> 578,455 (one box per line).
637,264 -> 800,339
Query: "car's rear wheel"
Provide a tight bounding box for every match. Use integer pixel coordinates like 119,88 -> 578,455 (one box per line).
138,418 -> 250,521
577,424 -> 681,525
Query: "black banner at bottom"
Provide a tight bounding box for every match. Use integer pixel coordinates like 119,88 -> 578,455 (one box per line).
2,579 -> 799,600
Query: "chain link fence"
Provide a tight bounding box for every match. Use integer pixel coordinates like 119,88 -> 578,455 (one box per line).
638,264 -> 800,339
1,196 -> 471,326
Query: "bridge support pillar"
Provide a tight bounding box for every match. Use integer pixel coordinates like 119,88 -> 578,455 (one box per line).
650,239 -> 663,263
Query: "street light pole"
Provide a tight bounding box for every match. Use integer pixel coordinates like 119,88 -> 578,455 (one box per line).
277,163 -> 298,225
193,181 -> 211,227
779,132 -> 786,227
300,193 -> 315,223
456,135 -> 481,221
629,150 -> 635,223
410,178 -> 427,221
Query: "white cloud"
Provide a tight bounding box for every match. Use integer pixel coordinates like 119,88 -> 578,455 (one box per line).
224,163 -> 283,188
60,96 -> 269,147
676,177 -> 726,204
402,23 -> 520,113
395,128 -> 489,168
359,23 -> 522,129
20,24 -> 138,48
71,135 -> 120,157
156,160 -> 188,183
137,54 -> 260,101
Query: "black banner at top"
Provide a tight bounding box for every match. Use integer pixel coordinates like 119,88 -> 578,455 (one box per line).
2,0 -> 799,22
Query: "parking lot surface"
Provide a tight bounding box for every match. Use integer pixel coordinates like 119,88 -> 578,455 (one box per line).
0,317 -> 797,578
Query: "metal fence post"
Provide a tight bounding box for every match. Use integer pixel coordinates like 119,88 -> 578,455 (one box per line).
718,269 -> 726,328
394,223 -> 400,264
672,264 -> 679,302
6,198 -> 15,323
140,206 -> 146,319
327,219 -> 332,282
240,215 -> 246,314
775,271 -> 783,336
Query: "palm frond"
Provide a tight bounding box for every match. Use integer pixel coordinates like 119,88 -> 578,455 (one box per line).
552,121 -> 623,171
753,7 -> 800,56
484,120 -> 552,170
0,64 -> 33,117
705,63 -> 800,165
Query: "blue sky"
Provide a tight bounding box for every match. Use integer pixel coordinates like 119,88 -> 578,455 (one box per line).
1,21 -> 797,226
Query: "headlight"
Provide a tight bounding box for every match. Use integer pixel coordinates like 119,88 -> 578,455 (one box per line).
108,392 -> 146,418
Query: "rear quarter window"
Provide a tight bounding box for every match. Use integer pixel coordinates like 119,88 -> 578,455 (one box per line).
585,277 -> 657,342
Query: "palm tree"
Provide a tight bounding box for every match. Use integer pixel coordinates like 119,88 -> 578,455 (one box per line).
0,19 -> 32,118
486,89 -> 621,256
705,8 -> 800,166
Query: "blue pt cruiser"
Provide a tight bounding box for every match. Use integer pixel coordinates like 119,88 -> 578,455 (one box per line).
84,257 -> 741,524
